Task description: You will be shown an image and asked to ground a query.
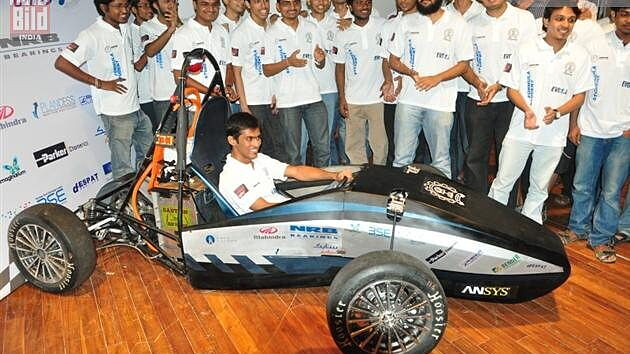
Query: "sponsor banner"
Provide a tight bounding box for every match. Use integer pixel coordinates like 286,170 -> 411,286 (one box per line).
1,0 -> 111,300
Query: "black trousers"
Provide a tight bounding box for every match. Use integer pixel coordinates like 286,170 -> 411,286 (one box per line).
384,103 -> 396,167
249,104 -> 286,163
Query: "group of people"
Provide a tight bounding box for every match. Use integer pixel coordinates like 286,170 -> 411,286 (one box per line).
55,0 -> 629,263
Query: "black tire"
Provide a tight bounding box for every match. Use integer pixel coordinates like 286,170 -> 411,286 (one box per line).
7,204 -> 96,293
327,250 -> 447,354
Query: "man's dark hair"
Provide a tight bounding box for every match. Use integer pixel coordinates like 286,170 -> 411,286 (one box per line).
94,0 -> 115,16
226,112 -> 260,139
542,6 -> 580,31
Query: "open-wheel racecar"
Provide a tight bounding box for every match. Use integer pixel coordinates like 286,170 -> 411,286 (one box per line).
7,50 -> 571,354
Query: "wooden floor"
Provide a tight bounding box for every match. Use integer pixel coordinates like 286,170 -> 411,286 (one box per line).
1,204 -> 629,354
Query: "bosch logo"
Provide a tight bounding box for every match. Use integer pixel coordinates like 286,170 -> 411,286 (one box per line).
0,105 -> 15,120
33,141 -> 68,167
259,226 -> 278,235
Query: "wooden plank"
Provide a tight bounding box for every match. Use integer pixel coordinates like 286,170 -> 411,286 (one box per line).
0,294 -> 7,353
3,286 -> 26,353
41,291 -> 66,354
203,291 -> 260,354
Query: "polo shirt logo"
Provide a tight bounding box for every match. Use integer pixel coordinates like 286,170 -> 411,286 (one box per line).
141,34 -> 149,42
507,28 -> 519,41
172,50 -> 177,58
443,29 -> 454,42
193,41 -> 204,47
503,63 -> 512,72
327,30 -> 335,41
105,44 -> 118,53
234,184 -> 248,198
260,47 -> 265,55
306,32 -> 313,43
376,34 -> 382,46
232,48 -> 239,56
67,43 -> 79,52
220,37 -> 226,48
563,62 -> 575,76
621,81 -> 630,89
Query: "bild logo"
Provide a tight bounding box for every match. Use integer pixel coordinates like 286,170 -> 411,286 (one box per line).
33,141 -> 68,167
1,157 -> 27,185
10,1 -> 51,36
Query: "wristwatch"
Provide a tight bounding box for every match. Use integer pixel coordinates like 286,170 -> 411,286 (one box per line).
553,109 -> 562,120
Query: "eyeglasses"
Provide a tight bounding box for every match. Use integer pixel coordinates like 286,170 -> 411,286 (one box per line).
109,2 -> 131,10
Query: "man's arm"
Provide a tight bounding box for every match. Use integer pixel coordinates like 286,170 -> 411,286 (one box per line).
55,56 -> 128,94
284,165 -> 353,182
250,198 -> 278,211
172,69 -> 210,94
232,65 -> 249,112
414,61 -> 469,91
335,63 -> 349,118
144,26 -> 177,57
262,50 -> 306,77
507,87 -> 538,129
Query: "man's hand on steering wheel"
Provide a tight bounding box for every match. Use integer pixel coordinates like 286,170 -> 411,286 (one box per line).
335,169 -> 354,182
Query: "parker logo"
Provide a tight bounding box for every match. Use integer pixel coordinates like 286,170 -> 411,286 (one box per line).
460,285 -> 515,298
0,105 -> 15,120
425,242 -> 456,264
0,157 -> 27,185
33,141 -> 68,167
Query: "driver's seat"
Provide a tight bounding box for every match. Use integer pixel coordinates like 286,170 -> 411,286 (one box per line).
188,95 -> 238,219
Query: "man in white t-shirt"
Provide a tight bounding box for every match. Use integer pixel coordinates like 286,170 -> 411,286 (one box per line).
488,6 -> 594,224
461,0 -> 537,199
55,0 -> 153,180
171,0 -> 237,102
558,7 -> 630,263
219,112 -> 353,215
388,0 -> 473,178
141,0 -> 180,127
333,0 -> 393,165
262,0 -> 330,167
445,0 -> 483,181
231,0 -> 285,161
216,0 -> 247,33
130,0 -> 157,129
307,0 -> 348,165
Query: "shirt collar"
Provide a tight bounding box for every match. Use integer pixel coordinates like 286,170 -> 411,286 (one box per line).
96,16 -> 123,33
350,16 -> 374,31
246,16 -> 266,31
536,37 -> 571,56
189,17 -> 212,33
481,2 -> 515,22
607,30 -> 626,48
277,17 -> 303,33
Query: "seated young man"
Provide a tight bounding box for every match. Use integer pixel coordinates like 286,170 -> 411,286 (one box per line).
219,112 -> 354,215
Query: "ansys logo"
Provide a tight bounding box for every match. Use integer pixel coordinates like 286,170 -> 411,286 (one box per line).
0,157 -> 27,185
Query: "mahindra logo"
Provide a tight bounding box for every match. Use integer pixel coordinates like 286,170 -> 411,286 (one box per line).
0,106 -> 15,120
259,226 -> 278,235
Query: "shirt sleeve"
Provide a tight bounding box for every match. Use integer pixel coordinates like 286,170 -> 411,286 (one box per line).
261,154 -> 288,180
170,30 -> 187,72
230,30 -> 243,67
388,20 -> 405,58
572,49 -> 594,94
331,32 -> 345,64
61,29 -> 94,67
222,31 -> 232,65
220,178 -> 260,214
499,44 -> 521,90
454,22 -> 473,62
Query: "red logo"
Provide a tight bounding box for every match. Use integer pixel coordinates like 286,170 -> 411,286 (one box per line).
259,226 -> 278,235
0,106 -> 15,120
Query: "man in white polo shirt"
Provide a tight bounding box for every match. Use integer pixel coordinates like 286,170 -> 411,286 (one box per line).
307,0 -> 348,165
461,0 -> 536,198
558,7 -> 630,263
130,0 -> 157,129
388,0 -> 473,178
231,0 -> 285,161
488,6 -> 593,224
216,0 -> 246,33
445,0 -> 483,181
141,0 -> 179,127
55,0 -> 153,180
220,112 -> 352,215
333,0 -> 393,165
171,0 -> 236,101
262,0 -> 330,167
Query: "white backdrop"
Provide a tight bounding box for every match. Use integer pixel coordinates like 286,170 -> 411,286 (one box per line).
0,0 -> 113,300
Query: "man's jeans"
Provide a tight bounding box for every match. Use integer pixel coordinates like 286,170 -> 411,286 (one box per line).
393,103 -> 453,178
250,104 -> 286,162
619,187 -> 630,236
322,92 -> 348,165
464,99 -> 515,193
568,135 -> 630,247
279,101 -> 330,167
100,110 -> 154,179
488,139 -> 563,224
450,92 -> 469,179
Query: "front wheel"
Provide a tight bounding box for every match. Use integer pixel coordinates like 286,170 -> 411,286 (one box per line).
327,250 -> 448,354
7,204 -> 96,293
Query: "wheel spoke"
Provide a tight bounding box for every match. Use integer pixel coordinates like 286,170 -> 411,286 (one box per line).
12,246 -> 36,254
370,285 -> 386,312
392,323 -> 407,352
358,327 -> 379,350
372,331 -> 385,354
396,300 -> 428,316
347,317 -> 381,324
350,321 -> 381,338
349,305 -> 377,316
16,230 -> 38,250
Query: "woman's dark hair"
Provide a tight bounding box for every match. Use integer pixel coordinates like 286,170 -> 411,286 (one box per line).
542,5 -> 580,31
226,112 -> 260,139
94,0 -> 115,16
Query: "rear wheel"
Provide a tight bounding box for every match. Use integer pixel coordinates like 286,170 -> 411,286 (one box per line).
327,250 -> 447,354
7,204 -> 96,293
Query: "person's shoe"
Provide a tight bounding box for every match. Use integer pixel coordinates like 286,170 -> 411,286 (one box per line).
557,229 -> 586,245
551,194 -> 572,207
592,244 -> 616,263
614,230 -> 629,244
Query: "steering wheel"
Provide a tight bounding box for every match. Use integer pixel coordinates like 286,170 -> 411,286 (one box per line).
324,177 -> 350,191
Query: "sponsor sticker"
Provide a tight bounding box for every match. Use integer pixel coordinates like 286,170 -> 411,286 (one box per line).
234,184 -> 248,198
33,141 -> 68,167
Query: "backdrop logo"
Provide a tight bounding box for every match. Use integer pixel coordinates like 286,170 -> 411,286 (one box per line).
35,186 -> 67,204
10,1 -> 51,36
78,94 -> 93,106
95,126 -> 106,136
72,173 -> 98,193
0,157 -> 27,185
102,161 -> 112,175
33,141 -> 68,167
32,95 -> 76,118
0,105 -> 15,120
